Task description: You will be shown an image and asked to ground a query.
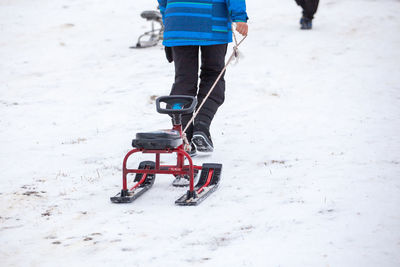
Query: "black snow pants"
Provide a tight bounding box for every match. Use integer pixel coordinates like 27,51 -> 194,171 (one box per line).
295,0 -> 320,20
170,44 -> 228,133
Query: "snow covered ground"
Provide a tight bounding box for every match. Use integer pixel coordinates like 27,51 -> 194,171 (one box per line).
1,0 -> 400,266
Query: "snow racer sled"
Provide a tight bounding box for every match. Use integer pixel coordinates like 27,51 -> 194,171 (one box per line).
110,95 -> 222,206
130,9 -> 163,49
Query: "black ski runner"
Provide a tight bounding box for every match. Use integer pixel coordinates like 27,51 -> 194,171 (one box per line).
175,163 -> 222,206
110,161 -> 156,203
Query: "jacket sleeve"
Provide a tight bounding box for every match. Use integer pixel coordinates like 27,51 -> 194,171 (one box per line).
157,0 -> 167,22
226,0 -> 248,22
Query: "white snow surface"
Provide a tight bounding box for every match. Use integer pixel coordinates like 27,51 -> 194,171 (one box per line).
1,0 -> 400,266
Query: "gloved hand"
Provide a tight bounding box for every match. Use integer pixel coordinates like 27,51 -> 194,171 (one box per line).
165,46 -> 173,63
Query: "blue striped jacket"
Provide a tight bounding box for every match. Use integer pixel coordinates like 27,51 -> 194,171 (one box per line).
157,0 -> 248,47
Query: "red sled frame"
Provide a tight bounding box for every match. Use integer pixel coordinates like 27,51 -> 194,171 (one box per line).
111,125 -> 221,206
110,95 -> 222,205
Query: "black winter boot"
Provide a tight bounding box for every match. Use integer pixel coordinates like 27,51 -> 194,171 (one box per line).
192,121 -> 214,152
300,16 -> 312,30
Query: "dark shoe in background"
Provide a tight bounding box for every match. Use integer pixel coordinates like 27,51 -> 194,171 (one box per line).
300,16 -> 312,30
300,16 -> 305,25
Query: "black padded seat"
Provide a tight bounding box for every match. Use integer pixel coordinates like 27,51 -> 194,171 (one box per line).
132,129 -> 182,149
141,11 -> 162,21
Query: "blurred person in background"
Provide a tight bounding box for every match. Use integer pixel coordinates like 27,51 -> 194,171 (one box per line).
295,0 -> 319,29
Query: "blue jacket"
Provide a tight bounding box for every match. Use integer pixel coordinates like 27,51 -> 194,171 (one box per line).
157,0 -> 248,47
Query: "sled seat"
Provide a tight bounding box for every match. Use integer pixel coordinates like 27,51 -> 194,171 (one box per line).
132,129 -> 182,150
141,11 -> 162,21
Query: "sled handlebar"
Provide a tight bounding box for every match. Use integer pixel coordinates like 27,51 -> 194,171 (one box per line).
156,95 -> 197,115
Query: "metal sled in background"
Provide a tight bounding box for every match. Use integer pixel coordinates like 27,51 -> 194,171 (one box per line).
130,10 -> 164,49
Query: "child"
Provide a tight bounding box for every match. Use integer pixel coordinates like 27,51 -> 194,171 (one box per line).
158,0 -> 248,155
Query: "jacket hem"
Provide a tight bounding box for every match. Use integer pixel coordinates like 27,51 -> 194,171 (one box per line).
163,40 -> 231,47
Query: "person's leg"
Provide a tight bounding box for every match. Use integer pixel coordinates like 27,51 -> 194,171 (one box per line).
192,44 -> 228,152
303,0 -> 319,20
295,0 -> 306,10
170,46 -> 199,96
170,46 -> 199,141
299,0 -> 319,29
196,44 -> 228,126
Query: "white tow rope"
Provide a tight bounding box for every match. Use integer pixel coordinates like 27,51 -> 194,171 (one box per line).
182,27 -> 247,148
